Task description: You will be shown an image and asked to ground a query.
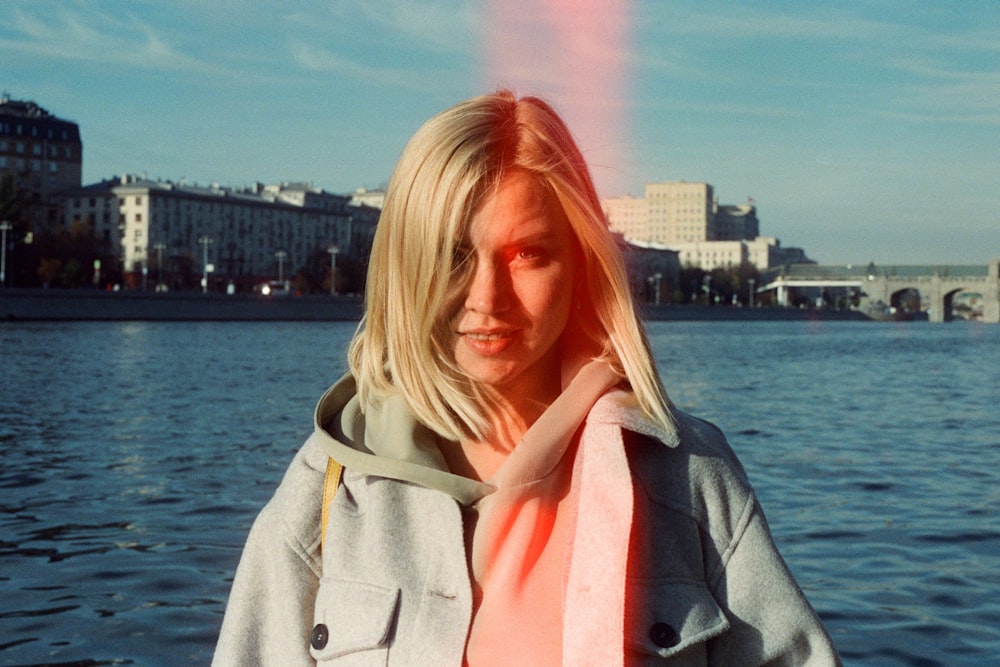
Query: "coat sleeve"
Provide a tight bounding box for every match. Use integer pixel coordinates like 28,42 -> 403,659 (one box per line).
212,440 -> 326,667
706,494 -> 842,666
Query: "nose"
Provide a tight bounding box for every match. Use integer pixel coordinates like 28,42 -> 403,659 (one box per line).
464,258 -> 510,314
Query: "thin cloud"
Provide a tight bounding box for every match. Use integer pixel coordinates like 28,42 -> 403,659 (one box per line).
642,7 -> 897,42
1,4 -> 228,76
285,0 -> 475,55
290,42 -> 467,93
356,0 -> 476,54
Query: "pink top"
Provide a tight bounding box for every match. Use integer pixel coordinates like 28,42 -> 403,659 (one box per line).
463,361 -> 632,666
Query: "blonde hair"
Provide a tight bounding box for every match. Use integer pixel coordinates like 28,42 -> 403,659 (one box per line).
348,91 -> 672,440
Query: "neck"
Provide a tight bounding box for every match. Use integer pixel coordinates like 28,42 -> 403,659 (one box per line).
441,384 -> 558,482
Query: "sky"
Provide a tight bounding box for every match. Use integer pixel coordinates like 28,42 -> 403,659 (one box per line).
1,0 -> 997,266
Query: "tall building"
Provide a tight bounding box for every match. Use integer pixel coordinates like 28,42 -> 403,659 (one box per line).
644,181 -> 715,245
601,195 -> 647,242
605,182 -> 763,246
602,181 -> 799,270
0,96 -> 82,230
63,175 -> 380,290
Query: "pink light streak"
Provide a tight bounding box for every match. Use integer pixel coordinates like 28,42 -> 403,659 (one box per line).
482,0 -> 633,197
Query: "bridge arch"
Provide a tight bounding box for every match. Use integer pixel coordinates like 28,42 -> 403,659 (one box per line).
942,286 -> 972,322
889,286 -> 922,318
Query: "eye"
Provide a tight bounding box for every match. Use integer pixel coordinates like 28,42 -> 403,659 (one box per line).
514,246 -> 547,262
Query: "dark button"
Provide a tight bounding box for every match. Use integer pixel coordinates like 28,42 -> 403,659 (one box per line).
649,622 -> 678,648
311,623 -> 329,650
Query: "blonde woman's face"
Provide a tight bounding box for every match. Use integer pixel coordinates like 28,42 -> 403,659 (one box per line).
449,171 -> 577,404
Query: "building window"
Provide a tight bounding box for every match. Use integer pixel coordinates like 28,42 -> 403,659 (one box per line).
49,161 -> 57,173
15,142 -> 24,153
32,144 -> 41,155
135,196 -> 142,205
136,213 -> 142,222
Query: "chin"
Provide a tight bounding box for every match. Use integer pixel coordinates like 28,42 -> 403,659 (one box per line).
460,362 -> 521,389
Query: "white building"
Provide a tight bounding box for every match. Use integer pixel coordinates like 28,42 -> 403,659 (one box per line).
602,194 -> 647,241
667,237 -> 812,272
644,181 -> 715,245
350,187 -> 385,209
603,181 -> 806,271
63,175 -> 379,290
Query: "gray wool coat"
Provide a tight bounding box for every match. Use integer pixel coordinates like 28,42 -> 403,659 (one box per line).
213,379 -> 841,666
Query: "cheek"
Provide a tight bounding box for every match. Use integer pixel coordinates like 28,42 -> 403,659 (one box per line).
520,268 -> 575,326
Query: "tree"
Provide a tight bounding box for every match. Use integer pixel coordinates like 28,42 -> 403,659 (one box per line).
0,172 -> 23,223
677,264 -> 762,306
31,221 -> 117,288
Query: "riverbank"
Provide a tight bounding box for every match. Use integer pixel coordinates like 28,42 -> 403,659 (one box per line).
0,288 -> 873,322
0,288 -> 364,321
640,303 -> 870,321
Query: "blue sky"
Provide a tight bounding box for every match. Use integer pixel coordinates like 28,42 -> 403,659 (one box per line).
2,0 -> 997,265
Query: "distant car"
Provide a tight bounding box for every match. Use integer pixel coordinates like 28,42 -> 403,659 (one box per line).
255,280 -> 292,296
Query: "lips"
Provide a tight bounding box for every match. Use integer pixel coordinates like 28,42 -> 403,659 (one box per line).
460,328 -> 518,356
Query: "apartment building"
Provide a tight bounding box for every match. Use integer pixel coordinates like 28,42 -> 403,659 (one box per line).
605,181 -> 758,246
669,236 -> 812,272
601,194 -> 647,242
0,96 -> 82,229
602,181 -> 807,270
644,181 -> 715,245
63,175 -> 379,290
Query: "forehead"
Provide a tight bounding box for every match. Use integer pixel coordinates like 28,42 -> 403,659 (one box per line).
466,171 -> 571,243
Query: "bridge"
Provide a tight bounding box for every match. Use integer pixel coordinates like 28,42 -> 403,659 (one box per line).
757,259 -> 1000,323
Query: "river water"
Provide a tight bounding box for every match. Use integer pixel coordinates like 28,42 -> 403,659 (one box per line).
1,320 -> 998,665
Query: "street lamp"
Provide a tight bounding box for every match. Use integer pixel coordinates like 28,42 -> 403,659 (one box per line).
646,272 -> 662,305
198,236 -> 213,293
327,245 -> 339,295
0,221 -> 10,287
154,242 -> 166,291
748,278 -> 756,308
275,250 -> 287,284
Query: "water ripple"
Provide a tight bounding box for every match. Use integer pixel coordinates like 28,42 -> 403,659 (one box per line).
1,320 -> 998,665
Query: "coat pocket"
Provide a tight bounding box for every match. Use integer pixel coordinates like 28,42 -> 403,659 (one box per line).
310,577 -> 400,665
626,579 -> 730,661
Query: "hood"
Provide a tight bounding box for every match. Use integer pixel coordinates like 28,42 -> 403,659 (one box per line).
312,374 -> 493,505
311,359 -> 635,506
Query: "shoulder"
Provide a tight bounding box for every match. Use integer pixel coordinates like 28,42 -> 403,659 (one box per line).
629,410 -> 754,524
587,390 -> 754,522
249,433 -> 329,572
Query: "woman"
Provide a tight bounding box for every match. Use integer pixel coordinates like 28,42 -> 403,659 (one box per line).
214,91 -> 840,666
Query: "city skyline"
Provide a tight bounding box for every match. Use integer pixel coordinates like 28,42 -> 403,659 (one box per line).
1,0 -> 997,266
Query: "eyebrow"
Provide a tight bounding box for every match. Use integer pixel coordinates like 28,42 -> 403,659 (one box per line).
503,230 -> 561,246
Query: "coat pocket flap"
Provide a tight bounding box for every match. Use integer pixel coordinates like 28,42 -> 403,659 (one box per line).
626,579 -> 730,658
311,577 -> 400,660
